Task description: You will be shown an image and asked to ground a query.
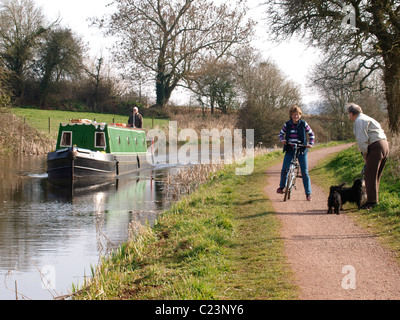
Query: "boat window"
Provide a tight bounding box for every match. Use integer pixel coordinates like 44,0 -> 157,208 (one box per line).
95,132 -> 106,148
60,131 -> 72,147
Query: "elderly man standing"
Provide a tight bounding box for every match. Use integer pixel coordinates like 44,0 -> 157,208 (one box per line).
347,103 -> 389,209
128,106 -> 143,129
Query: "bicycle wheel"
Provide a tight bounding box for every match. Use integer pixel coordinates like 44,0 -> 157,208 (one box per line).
290,173 -> 297,199
284,166 -> 295,201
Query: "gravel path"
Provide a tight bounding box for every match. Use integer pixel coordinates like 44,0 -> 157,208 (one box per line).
265,144 -> 400,300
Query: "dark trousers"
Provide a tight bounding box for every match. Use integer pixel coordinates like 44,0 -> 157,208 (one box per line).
364,140 -> 389,203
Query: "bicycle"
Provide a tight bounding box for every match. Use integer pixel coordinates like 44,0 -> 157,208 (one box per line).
283,143 -> 308,202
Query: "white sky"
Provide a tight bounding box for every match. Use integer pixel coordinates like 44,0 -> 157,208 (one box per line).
34,0 -> 321,105
35,0 -> 114,58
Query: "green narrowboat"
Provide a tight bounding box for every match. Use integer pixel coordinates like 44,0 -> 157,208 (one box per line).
47,120 -> 152,180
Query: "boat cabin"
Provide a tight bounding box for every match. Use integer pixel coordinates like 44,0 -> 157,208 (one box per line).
55,120 -> 147,155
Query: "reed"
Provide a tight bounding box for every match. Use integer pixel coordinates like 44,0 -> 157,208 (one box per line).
163,163 -> 225,200
0,108 -> 55,156
162,147 -> 273,200
160,113 -> 238,138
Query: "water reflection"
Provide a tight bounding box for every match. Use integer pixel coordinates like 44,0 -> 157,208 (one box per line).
0,155 -> 174,300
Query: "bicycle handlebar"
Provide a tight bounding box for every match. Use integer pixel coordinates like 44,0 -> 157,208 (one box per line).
287,143 -> 309,148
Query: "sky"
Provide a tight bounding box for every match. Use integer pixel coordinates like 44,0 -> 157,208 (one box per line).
35,0 -> 114,58
34,0 -> 321,105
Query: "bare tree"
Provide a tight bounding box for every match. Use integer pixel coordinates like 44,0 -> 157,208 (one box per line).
310,58 -> 387,140
265,0 -> 400,133
188,60 -> 237,115
85,55 -> 104,112
0,0 -> 55,100
83,54 -> 122,112
94,0 -> 255,109
236,48 -> 302,145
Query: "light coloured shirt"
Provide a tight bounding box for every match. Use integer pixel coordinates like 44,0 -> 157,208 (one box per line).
353,113 -> 386,158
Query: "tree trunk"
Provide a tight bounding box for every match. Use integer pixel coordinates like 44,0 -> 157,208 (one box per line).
210,97 -> 215,115
39,73 -> 51,107
156,73 -> 175,109
156,73 -> 167,108
382,48 -> 400,133
11,68 -> 24,101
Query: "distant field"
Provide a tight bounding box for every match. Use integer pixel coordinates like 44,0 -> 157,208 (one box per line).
11,108 -> 169,138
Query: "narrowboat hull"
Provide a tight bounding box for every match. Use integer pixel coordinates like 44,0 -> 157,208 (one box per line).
47,147 -> 151,180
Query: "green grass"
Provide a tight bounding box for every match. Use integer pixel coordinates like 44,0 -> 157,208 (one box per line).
310,144 -> 400,257
73,150 -> 299,300
71,142 -> 349,300
0,106 -> 169,155
10,107 -> 170,138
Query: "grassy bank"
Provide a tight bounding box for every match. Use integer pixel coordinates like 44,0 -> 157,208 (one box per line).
73,150 -> 299,300
310,145 -> 400,257
11,107 -> 170,139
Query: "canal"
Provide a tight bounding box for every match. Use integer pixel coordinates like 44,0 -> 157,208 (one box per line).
0,155 -> 179,300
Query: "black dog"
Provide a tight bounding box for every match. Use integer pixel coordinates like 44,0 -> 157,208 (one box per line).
327,187 -> 342,215
329,178 -> 366,211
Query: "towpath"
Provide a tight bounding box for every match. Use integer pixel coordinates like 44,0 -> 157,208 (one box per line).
265,143 -> 400,300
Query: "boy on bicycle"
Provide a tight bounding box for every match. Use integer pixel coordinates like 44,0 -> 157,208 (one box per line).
277,105 -> 315,201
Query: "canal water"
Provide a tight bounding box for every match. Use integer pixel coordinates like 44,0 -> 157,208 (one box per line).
0,155 -> 179,300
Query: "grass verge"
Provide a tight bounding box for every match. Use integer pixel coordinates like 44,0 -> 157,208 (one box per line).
73,150 -> 299,300
310,144 -> 400,257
